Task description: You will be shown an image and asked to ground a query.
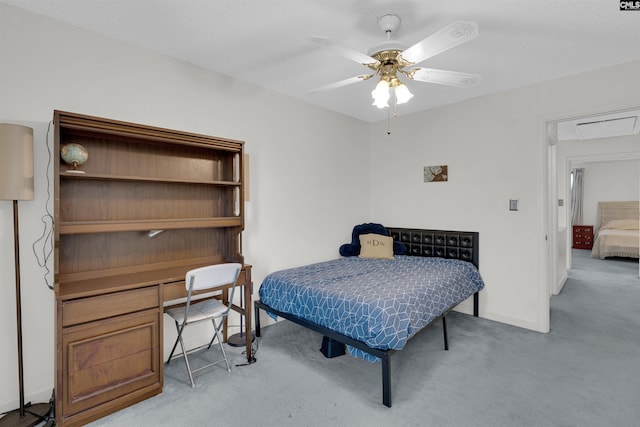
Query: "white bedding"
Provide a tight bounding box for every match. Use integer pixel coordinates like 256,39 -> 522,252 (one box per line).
591,219 -> 639,259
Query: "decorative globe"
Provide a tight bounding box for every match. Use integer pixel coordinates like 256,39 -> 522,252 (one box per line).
61,143 -> 88,173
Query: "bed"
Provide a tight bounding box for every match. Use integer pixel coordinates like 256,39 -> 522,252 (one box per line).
254,227 -> 484,407
591,201 -> 640,259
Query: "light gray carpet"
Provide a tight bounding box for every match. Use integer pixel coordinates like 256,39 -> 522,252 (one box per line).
85,250 -> 639,427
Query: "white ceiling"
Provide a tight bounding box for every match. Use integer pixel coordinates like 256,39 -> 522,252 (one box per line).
2,0 -> 640,123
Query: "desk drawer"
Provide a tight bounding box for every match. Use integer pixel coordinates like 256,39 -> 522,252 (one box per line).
62,286 -> 159,327
162,281 -> 187,303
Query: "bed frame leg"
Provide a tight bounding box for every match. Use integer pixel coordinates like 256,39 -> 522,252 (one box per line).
442,316 -> 449,351
473,292 -> 479,317
254,302 -> 262,338
382,354 -> 392,407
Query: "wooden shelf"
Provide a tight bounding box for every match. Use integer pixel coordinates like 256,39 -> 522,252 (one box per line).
61,171 -> 241,186
58,217 -> 242,234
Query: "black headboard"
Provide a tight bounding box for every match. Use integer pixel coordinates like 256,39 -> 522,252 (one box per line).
387,228 -> 479,269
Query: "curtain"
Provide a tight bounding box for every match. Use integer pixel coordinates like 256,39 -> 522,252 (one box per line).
571,168 -> 584,225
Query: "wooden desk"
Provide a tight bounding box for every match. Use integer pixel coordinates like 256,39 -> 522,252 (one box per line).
53,111 -> 249,426
162,264 -> 253,361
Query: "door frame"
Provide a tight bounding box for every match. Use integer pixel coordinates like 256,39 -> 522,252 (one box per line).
541,104 -> 640,331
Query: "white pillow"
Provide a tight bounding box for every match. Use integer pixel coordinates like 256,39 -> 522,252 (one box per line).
601,219 -> 639,230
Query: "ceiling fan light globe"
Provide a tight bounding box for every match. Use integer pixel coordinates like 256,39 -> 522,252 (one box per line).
372,98 -> 389,109
395,83 -> 413,104
373,79 -> 389,93
371,80 -> 390,109
371,94 -> 390,108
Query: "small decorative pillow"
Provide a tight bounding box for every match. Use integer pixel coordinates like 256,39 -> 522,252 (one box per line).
339,223 -> 407,256
358,233 -> 394,260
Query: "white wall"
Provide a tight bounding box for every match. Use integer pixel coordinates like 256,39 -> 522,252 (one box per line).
557,135 -> 640,219
369,60 -> 640,332
573,158 -> 639,227
0,4 -> 369,412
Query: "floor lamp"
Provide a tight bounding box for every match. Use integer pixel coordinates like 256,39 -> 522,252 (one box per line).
226,287 -> 255,349
0,124 -> 49,426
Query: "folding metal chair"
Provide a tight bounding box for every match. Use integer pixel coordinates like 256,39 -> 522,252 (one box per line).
165,263 -> 242,387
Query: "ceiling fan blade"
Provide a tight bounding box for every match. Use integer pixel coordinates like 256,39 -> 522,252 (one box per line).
312,36 -> 380,66
308,75 -> 372,94
401,21 -> 478,65
410,68 -> 480,87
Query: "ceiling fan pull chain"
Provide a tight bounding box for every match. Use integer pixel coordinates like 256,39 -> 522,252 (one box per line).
393,93 -> 399,119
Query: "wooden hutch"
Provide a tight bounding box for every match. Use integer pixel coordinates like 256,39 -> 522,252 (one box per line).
53,111 -> 251,426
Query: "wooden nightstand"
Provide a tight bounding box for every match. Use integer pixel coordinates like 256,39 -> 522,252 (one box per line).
572,225 -> 594,249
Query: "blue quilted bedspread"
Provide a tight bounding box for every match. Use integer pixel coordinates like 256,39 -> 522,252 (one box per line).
258,255 -> 484,361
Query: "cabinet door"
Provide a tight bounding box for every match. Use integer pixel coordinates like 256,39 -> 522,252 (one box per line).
60,309 -> 161,424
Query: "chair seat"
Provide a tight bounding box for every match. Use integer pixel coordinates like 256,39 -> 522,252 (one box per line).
166,298 -> 227,325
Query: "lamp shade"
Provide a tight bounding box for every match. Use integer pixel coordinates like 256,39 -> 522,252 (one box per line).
0,124 -> 34,201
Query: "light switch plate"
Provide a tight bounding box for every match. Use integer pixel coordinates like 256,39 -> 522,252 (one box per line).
509,199 -> 519,211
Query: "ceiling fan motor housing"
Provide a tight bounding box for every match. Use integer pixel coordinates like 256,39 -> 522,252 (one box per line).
368,14 -> 408,56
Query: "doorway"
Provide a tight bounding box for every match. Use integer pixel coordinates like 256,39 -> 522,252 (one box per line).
546,107 -> 640,325
565,157 -> 639,270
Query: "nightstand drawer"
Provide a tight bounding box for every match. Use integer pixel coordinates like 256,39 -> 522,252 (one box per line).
572,225 -> 593,249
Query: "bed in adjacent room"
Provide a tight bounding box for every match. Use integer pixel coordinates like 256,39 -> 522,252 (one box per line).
591,201 -> 640,259
254,225 -> 484,407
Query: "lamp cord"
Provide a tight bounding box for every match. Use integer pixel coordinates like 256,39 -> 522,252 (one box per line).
31,120 -> 55,290
235,337 -> 258,366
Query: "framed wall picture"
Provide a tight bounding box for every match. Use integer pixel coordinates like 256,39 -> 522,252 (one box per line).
424,165 -> 448,182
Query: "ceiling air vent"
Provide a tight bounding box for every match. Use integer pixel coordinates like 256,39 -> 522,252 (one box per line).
575,116 -> 638,140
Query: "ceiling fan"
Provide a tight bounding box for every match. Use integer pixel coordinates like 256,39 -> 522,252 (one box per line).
310,14 -> 480,110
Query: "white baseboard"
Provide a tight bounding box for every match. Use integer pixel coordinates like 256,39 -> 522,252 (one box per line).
454,302 -> 542,332
481,311 -> 543,332
452,302 -> 474,316
553,273 -> 568,295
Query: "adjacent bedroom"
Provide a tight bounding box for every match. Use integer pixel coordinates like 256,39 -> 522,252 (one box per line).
569,160 -> 639,263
